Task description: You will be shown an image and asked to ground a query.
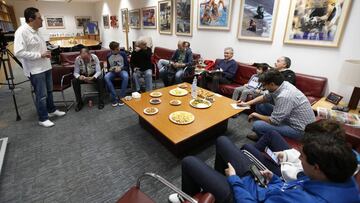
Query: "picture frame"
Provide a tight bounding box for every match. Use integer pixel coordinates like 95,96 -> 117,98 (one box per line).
197,0 -> 233,30
326,92 -> 343,105
110,15 -> 119,28
83,21 -> 99,35
103,15 -> 109,29
75,16 -> 91,29
121,8 -> 129,32
141,6 -> 157,29
175,0 -> 193,36
44,16 -> 65,29
237,0 -> 279,42
158,0 -> 173,34
283,0 -> 352,47
129,9 -> 141,29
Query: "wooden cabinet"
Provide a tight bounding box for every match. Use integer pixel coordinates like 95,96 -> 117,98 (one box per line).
0,2 -> 17,32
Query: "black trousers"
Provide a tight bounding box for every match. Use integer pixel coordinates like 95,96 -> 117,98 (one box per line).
181,136 -> 253,203
72,76 -> 105,104
200,72 -> 232,93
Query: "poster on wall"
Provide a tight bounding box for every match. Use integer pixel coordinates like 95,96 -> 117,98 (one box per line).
75,16 -> 91,29
142,6 -> 157,29
175,0 -> 193,36
121,8 -> 129,32
45,16 -> 65,29
284,0 -> 352,47
103,15 -> 109,29
84,21 -> 99,35
129,9 -> 141,29
237,0 -> 279,42
158,0 -> 172,34
197,0 -> 233,30
110,15 -> 119,28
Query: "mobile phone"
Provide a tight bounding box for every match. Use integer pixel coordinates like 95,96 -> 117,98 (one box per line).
265,147 -> 279,165
249,164 -> 267,187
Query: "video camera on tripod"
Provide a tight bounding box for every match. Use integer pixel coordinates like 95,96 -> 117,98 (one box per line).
0,29 -> 27,121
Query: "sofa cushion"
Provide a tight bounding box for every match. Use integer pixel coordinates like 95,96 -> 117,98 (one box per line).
295,73 -> 327,100
153,46 -> 201,64
234,62 -> 257,85
94,48 -> 111,62
60,52 -> 79,65
219,83 -> 241,97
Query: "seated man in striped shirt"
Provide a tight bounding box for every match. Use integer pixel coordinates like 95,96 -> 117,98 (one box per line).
239,70 -> 315,140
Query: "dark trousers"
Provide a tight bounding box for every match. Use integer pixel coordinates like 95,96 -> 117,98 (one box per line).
242,131 -> 290,176
200,72 -> 231,93
29,69 -> 56,122
181,136 -> 253,203
72,76 -> 105,105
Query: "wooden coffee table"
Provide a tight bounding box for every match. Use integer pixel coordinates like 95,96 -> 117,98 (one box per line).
123,83 -> 244,156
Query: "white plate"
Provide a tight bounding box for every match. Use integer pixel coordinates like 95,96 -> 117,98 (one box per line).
169,88 -> 188,97
169,111 -> 195,125
150,92 -> 162,98
143,107 -> 159,115
189,99 -> 212,109
170,99 -> 182,106
150,98 -> 161,105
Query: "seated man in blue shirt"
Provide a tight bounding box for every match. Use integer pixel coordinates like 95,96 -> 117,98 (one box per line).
104,41 -> 129,107
200,47 -> 238,93
168,119 -> 359,203
158,41 -> 193,86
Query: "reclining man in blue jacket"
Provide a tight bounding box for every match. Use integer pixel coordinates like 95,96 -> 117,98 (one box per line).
169,119 -> 360,203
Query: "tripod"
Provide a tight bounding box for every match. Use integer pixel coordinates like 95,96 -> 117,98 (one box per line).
0,48 -> 28,121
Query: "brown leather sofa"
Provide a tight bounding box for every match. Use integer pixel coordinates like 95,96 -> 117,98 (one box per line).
214,59 -> 327,105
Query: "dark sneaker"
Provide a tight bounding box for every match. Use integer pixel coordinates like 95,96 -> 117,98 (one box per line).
98,103 -> 105,109
118,100 -> 124,106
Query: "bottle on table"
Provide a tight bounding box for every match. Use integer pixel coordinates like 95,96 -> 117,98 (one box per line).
191,77 -> 197,99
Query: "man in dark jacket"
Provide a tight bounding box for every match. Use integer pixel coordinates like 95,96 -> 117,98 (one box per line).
274,56 -> 296,86
130,40 -> 153,92
158,40 -> 193,86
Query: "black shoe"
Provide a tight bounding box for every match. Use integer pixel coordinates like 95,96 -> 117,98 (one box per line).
118,100 -> 124,106
75,102 -> 83,112
98,103 -> 104,109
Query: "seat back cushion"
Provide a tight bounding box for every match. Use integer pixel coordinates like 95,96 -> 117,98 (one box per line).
295,73 -> 327,98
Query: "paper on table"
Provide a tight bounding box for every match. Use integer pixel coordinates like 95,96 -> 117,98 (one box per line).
231,103 -> 250,110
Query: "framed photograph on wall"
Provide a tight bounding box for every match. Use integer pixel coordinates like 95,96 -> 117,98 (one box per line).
121,8 -> 129,32
103,15 -> 109,29
142,6 -> 157,29
197,0 -> 233,30
237,0 -> 279,42
75,16 -> 91,29
110,15 -> 119,28
83,21 -> 99,35
283,0 -> 352,47
129,9 -> 141,29
45,16 -> 65,29
175,0 -> 193,36
158,0 -> 172,34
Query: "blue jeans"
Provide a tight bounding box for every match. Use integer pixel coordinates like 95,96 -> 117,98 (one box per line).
29,69 -> 56,122
158,59 -> 184,86
104,70 -> 129,102
254,103 -> 303,139
133,68 -> 152,92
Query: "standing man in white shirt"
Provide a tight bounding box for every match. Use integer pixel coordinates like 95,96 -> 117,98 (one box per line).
14,7 -> 65,127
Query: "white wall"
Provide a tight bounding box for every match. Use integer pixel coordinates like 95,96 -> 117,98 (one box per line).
95,0 -> 360,103
8,0 -> 97,41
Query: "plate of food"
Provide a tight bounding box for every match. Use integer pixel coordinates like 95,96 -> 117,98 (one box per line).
197,89 -> 214,98
177,84 -> 188,89
169,88 -> 188,96
169,111 -> 195,125
150,92 -> 162,98
190,98 -> 212,109
150,98 -> 161,105
143,107 -> 159,115
170,99 -> 181,106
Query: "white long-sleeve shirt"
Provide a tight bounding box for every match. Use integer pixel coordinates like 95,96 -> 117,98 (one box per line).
14,23 -> 51,77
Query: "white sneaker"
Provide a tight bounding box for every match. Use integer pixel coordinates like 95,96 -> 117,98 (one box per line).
168,193 -> 184,203
48,110 -> 66,118
38,120 -> 55,127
